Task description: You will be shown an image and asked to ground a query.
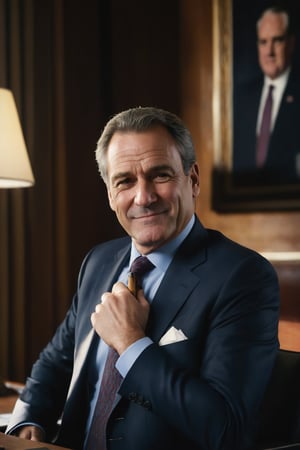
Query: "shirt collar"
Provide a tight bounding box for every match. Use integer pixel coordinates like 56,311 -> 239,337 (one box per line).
129,214 -> 195,273
264,66 -> 291,90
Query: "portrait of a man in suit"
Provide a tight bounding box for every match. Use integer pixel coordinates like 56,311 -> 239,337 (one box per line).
233,3 -> 300,186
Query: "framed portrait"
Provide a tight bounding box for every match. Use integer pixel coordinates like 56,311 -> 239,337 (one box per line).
212,0 -> 300,212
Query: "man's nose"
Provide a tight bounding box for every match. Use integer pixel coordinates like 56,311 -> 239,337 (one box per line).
267,41 -> 275,55
134,180 -> 157,206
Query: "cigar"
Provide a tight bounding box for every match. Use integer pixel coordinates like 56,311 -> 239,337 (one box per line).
128,272 -> 137,297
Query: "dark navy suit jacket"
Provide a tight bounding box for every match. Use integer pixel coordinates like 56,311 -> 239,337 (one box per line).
233,69 -> 300,185
7,217 -> 280,450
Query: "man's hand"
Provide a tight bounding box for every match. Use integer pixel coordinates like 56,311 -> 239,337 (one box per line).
16,424 -> 45,441
91,282 -> 150,355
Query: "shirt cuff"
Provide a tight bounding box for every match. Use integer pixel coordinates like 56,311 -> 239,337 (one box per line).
6,422 -> 45,436
116,337 -> 153,378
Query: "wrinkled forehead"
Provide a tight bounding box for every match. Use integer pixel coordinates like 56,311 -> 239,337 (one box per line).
106,128 -> 182,174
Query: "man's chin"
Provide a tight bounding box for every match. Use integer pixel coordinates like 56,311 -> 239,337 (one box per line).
263,65 -> 280,79
133,232 -> 167,253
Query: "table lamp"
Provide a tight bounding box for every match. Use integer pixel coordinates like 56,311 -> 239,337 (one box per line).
0,88 -> 34,396
0,88 -> 34,188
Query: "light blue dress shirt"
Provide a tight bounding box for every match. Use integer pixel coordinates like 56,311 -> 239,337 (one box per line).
84,215 -> 195,439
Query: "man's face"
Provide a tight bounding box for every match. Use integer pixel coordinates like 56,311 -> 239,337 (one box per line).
257,12 -> 295,79
106,126 -> 200,254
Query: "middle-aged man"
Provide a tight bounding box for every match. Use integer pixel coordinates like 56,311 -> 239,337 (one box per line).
233,5 -> 300,185
7,107 -> 280,450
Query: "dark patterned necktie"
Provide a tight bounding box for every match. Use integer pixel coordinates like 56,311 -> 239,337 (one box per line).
85,256 -> 155,450
130,255 -> 155,289
256,84 -> 274,168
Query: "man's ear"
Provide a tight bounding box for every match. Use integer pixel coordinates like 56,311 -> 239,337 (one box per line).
190,163 -> 200,197
107,187 -> 116,211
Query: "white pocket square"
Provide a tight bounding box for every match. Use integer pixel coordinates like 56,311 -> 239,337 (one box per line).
158,326 -> 188,346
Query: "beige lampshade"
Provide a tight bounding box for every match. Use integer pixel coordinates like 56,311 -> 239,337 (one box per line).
0,88 -> 35,188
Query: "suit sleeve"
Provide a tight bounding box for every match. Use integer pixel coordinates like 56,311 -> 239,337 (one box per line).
5,242 -> 101,440
6,292 -> 78,440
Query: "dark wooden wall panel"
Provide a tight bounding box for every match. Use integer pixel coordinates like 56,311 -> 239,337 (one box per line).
62,0 -> 181,295
275,263 -> 300,351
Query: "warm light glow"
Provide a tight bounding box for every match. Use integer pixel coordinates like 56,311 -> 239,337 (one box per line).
0,88 -> 34,188
261,252 -> 300,262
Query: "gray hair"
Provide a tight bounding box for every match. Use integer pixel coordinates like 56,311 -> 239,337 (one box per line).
257,6 -> 291,35
95,106 -> 196,184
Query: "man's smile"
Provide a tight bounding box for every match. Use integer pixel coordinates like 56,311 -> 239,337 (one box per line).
130,209 -> 169,220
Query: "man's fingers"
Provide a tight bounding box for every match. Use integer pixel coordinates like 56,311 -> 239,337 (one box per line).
17,425 -> 45,441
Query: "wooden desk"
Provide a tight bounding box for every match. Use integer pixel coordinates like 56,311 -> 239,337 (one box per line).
0,432 -> 70,450
0,394 -> 18,433
0,381 -> 24,432
0,395 -> 18,414
0,381 -> 24,414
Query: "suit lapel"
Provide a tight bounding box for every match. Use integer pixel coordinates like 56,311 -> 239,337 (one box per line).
147,219 -> 208,342
97,244 -> 131,301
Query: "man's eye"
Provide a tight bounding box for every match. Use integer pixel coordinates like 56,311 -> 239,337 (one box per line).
274,36 -> 286,44
154,173 -> 172,182
116,178 -> 133,188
